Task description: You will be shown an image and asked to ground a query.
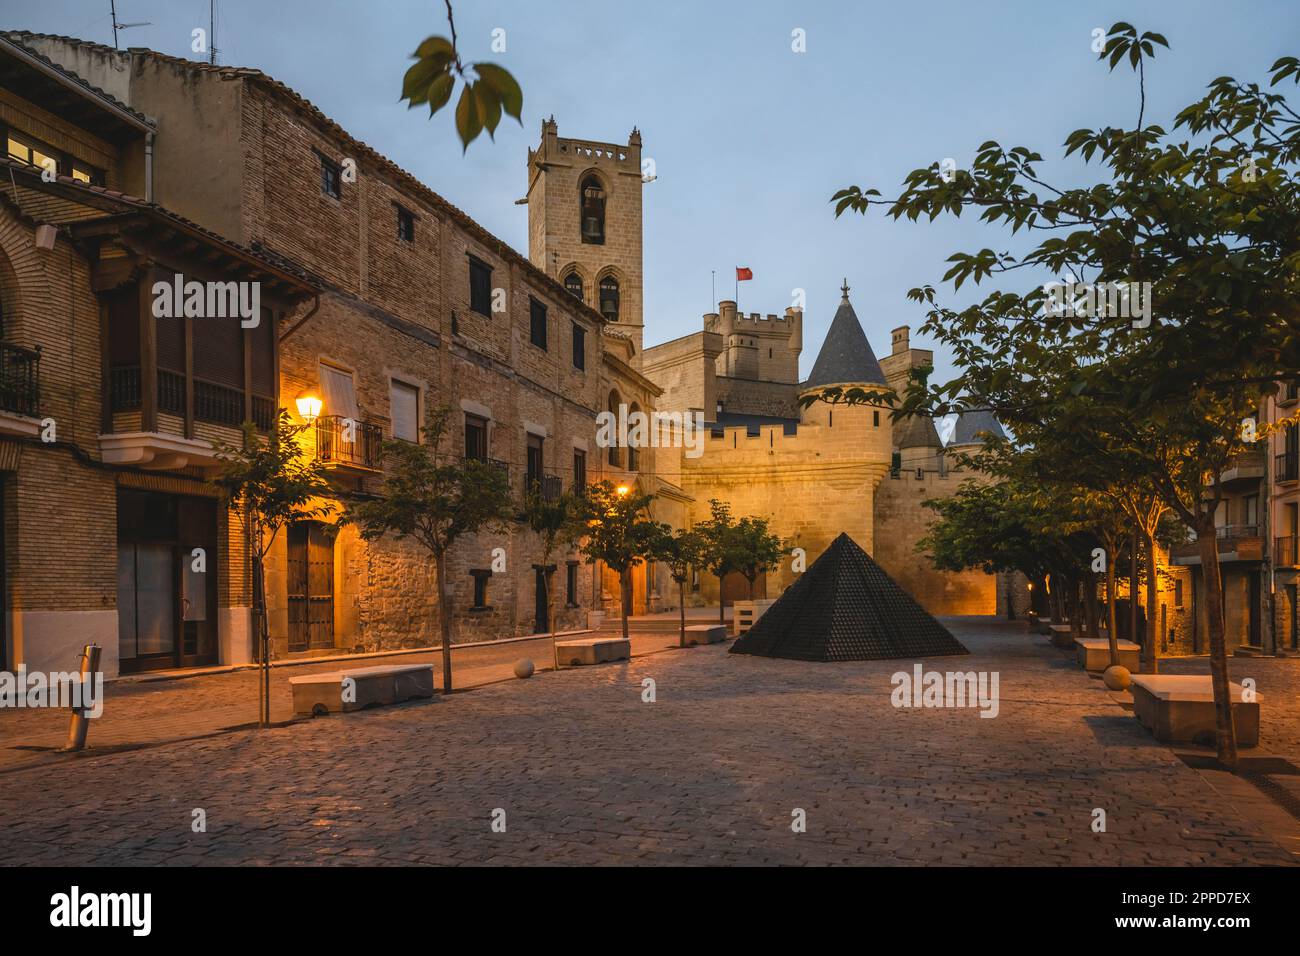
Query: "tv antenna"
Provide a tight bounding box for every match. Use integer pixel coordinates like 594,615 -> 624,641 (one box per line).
109,1 -> 151,50
209,0 -> 219,65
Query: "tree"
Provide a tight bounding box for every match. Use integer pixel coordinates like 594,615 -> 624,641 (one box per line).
649,526 -> 707,647
216,410 -> 333,727
821,23 -> 1300,767
578,481 -> 662,646
346,407 -> 513,694
695,499 -> 740,623
730,515 -> 787,599
522,488 -> 587,671
400,1 -> 523,150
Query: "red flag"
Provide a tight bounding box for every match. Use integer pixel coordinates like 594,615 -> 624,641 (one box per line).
735,267 -> 753,281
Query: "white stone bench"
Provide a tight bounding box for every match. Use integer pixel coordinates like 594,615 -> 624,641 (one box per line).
683,624 -> 728,646
554,637 -> 631,666
1129,675 -> 1260,747
732,598 -> 776,636
289,663 -> 435,717
1075,638 -> 1140,673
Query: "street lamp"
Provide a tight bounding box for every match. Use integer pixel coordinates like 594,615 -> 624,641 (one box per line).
295,393 -> 322,423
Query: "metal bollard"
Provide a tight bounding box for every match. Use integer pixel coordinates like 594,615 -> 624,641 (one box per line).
62,643 -> 102,752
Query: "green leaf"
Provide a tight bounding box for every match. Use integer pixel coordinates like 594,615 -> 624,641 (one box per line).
474,80 -> 502,138
454,82 -> 482,151
414,36 -> 455,60
402,57 -> 445,105
474,63 -> 523,120
426,72 -> 455,115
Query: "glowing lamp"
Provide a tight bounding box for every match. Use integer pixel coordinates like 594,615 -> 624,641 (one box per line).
616,485 -> 630,496
295,394 -> 322,423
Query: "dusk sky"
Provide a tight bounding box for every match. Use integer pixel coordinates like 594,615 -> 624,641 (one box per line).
11,0 -> 1300,384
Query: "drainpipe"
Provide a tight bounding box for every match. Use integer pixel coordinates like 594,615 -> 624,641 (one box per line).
278,293 -> 321,344
144,130 -> 154,203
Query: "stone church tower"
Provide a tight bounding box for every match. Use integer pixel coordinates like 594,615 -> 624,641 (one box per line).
526,118 -> 646,362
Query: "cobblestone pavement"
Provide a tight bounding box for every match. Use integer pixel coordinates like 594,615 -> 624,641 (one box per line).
1,619 -> 1295,866
0,630 -> 682,772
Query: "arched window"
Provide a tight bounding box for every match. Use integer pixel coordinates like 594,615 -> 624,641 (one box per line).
599,275 -> 620,323
607,390 -> 622,467
563,272 -> 584,301
580,176 -> 605,244
627,402 -> 641,472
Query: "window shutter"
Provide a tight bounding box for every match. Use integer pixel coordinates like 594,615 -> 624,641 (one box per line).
319,363 -> 358,420
390,380 -> 419,441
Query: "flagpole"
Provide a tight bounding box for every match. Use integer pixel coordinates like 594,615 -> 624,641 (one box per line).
711,270 -> 715,309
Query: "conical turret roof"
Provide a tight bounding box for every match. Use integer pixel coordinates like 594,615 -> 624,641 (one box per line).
948,409 -> 1007,447
803,282 -> 887,389
730,533 -> 968,661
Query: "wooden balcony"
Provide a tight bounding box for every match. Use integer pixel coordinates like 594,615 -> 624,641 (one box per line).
1276,536 -> 1299,568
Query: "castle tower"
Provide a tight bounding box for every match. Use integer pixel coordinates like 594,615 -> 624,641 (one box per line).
798,281 -> 891,424
946,409 -> 1008,455
526,117 -> 645,360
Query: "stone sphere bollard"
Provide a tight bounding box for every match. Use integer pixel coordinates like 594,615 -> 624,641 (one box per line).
513,658 -> 535,679
1102,664 -> 1131,691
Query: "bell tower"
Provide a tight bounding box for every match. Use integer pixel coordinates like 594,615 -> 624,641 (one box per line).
526,117 -> 645,362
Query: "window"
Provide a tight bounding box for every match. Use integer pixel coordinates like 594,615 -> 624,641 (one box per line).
607,391 -> 622,467
1174,579 -> 1184,608
529,297 -> 548,350
7,132 -> 56,173
319,363 -> 359,421
580,175 -> 605,244
390,379 -> 419,442
526,434 -> 544,493
599,275 -> 620,322
566,560 -> 579,607
564,272 -> 584,300
319,154 -> 341,198
465,414 -> 488,460
873,410 -> 880,427
572,322 -> 586,370
469,256 -> 492,316
470,570 -> 491,610
396,205 -> 415,242
627,403 -> 642,471
1243,495 -> 1259,528
573,449 -> 586,490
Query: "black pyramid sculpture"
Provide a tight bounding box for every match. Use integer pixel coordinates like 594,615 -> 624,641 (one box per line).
730,532 -> 968,661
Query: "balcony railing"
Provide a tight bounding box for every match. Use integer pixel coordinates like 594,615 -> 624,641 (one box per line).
1216,523 -> 1259,539
525,473 -> 564,502
1276,536 -> 1299,567
1280,380 -> 1299,405
316,414 -> 383,470
109,366 -> 273,431
0,342 -> 40,417
1277,452 -> 1299,483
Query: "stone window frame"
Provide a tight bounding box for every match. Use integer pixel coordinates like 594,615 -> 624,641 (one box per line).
529,296 -> 548,351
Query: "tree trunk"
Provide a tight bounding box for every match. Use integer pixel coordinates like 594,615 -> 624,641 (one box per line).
678,581 -> 687,648
1144,531 -> 1160,675
251,518 -> 270,729
1197,524 -> 1238,767
434,549 -> 454,694
718,574 -> 726,623
1129,530 -> 1139,646
1067,579 -> 1083,644
1106,558 -> 1120,667
1083,568 -> 1100,639
621,568 -> 632,645
747,575 -> 755,599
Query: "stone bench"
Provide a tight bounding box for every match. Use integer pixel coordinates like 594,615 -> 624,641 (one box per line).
289,663 -> 435,717
555,636 -> 631,666
683,624 -> 728,646
1048,624 -> 1076,649
1129,675 -> 1260,748
1075,638 -> 1140,673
